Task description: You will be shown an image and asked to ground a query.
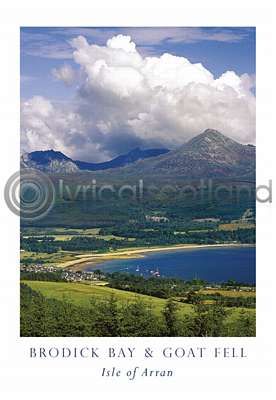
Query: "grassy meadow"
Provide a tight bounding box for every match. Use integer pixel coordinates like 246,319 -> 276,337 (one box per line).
22,280 -> 255,324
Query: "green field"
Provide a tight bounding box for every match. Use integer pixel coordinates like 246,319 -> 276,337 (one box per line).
20,250 -> 78,265
22,280 -> 186,316
199,289 -> 256,298
218,222 -> 255,231
22,280 -> 255,324
22,227 -> 101,235
21,226 -> 132,242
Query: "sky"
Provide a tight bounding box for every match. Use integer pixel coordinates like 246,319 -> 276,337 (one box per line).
21,27 -> 256,162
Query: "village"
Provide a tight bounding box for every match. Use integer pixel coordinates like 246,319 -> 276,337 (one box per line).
20,263 -> 105,283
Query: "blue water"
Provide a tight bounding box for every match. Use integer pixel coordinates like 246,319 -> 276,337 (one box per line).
85,246 -> 256,284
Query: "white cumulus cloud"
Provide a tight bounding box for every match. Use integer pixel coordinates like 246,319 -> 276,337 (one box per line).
52,64 -> 76,85
21,34 -> 256,161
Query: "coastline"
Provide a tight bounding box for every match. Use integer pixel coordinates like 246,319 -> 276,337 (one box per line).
61,243 -> 255,272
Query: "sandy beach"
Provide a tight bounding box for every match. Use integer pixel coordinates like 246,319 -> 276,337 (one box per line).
61,243 -> 254,271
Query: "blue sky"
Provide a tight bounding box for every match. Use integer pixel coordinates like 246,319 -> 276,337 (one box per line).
21,27 -> 255,101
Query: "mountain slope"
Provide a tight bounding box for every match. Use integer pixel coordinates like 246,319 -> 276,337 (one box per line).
21,129 -> 255,179
110,129 -> 255,179
21,150 -> 79,173
21,147 -> 169,173
74,147 -> 169,171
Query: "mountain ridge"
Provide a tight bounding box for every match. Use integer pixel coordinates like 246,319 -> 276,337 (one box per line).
103,129 -> 255,179
21,147 -> 170,173
21,129 -> 255,179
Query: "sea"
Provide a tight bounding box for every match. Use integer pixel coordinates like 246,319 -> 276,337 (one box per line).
84,246 -> 256,284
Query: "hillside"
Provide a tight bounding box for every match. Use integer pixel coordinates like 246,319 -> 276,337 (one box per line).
21,147 -> 169,173
109,129 -> 255,179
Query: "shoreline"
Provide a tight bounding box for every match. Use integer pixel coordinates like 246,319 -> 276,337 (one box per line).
62,243 -> 255,272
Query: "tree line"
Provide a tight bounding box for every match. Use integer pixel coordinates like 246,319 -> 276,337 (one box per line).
106,273 -> 255,307
21,283 -> 256,337
21,225 -> 255,255
20,271 -> 255,308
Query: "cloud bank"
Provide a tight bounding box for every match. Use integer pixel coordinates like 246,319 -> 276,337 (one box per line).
21,34 -> 256,161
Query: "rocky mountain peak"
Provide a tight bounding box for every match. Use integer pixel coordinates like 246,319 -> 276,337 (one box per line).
114,129 -> 255,179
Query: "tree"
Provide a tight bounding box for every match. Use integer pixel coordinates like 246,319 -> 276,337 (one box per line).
206,304 -> 227,336
163,299 -> 180,336
92,295 -> 120,336
182,303 -> 227,337
225,310 -> 256,337
119,300 -> 162,336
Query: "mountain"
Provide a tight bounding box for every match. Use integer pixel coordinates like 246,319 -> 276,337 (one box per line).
74,147 -> 169,171
109,129 -> 255,179
21,130 -> 255,179
21,150 -> 79,173
21,147 -> 169,173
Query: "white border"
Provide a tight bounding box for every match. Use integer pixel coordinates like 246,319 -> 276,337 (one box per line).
0,1 -> 275,398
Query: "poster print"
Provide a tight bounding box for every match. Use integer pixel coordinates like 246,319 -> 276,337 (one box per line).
18,27 -> 256,337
